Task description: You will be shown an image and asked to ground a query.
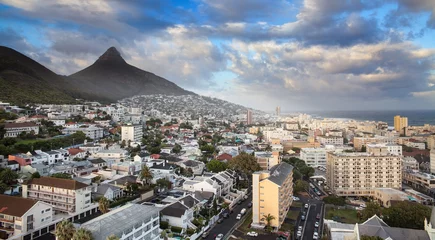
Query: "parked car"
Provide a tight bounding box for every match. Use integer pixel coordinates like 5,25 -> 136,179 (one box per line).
292,196 -> 300,201
297,230 -> 302,237
217,218 -> 223,223
301,215 -> 306,221
298,226 -> 302,231
223,213 -> 229,218
248,202 -> 252,208
236,214 -> 242,220
317,191 -> 322,196
315,221 -> 319,228
316,213 -> 321,219
304,204 -> 309,209
238,201 -> 242,205
216,233 -> 224,240
240,208 -> 247,215
202,232 -> 209,239
313,232 -> 319,239
247,231 -> 258,237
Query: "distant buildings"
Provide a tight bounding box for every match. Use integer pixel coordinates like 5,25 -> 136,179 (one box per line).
326,152 -> 402,197
62,125 -> 104,139
300,148 -> 326,167
394,115 -> 408,133
247,110 -> 253,125
431,149 -> 435,174
317,136 -> 344,146
121,124 -> 143,144
3,122 -> 39,138
275,106 -> 281,116
252,162 -> 293,229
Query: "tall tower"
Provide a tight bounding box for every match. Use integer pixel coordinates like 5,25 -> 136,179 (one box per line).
276,106 -> 281,116
394,115 -> 408,133
247,110 -> 253,125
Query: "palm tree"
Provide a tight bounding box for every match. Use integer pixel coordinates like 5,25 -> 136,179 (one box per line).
261,214 -> 276,232
55,220 -> 76,240
139,166 -> 153,185
0,168 -> 18,185
106,234 -> 119,240
72,228 -> 94,240
98,197 -> 110,213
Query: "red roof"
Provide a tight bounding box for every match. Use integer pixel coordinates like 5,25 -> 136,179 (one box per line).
4,122 -> 38,128
217,153 -> 233,161
151,154 -> 160,159
68,148 -> 85,155
30,115 -> 47,119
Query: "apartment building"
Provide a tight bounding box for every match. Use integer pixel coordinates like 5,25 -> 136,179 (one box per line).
403,170 -> 435,191
252,162 -> 293,230
3,123 -> 39,138
255,152 -> 280,170
431,149 -> 435,174
317,136 -> 344,146
403,156 -> 419,171
121,124 -> 143,144
394,115 -> 408,133
353,136 -> 392,151
0,195 -> 53,239
366,143 -> 402,156
81,204 -> 160,240
23,177 -> 93,215
326,152 -> 402,197
62,126 -> 104,139
300,148 -> 327,167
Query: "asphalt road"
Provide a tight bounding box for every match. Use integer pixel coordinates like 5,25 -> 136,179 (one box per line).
205,193 -> 252,240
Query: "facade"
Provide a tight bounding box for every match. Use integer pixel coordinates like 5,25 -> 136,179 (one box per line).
23,177 -> 93,215
80,204 -> 160,240
403,170 -> 435,191
372,188 -> 409,208
326,152 -> 402,197
255,152 -> 280,170
366,143 -> 402,156
121,124 -> 143,144
317,136 -> 344,146
62,126 -> 104,139
353,136 -> 391,151
252,162 -> 293,229
300,148 -> 327,167
394,115 -> 408,133
3,123 -> 39,138
0,195 -> 53,239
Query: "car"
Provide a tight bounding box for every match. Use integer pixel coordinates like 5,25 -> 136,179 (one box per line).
317,191 -> 322,196
217,218 -> 223,223
292,196 -> 300,201
247,231 -> 258,237
315,221 -> 319,227
236,214 -> 242,220
296,230 -> 302,237
313,232 -> 319,239
223,213 -> 229,218
298,226 -> 302,231
301,215 -> 305,221
304,204 -> 309,209
316,213 -> 321,219
238,201 -> 242,205
248,202 -> 253,208
202,232 -> 210,239
216,233 -> 224,240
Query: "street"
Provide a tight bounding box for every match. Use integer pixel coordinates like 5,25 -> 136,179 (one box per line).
205,194 -> 252,240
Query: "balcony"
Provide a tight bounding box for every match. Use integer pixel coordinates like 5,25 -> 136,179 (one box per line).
0,218 -> 14,223
0,226 -> 14,232
28,188 -> 75,198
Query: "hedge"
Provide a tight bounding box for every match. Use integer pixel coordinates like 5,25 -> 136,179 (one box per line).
186,228 -> 195,235
171,226 -> 183,233
160,221 -> 169,229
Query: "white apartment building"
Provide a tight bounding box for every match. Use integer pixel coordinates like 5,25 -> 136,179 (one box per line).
121,124 -> 143,144
317,136 -> 344,145
263,128 -> 293,142
366,143 -> 403,156
93,148 -> 128,160
81,204 -> 160,240
326,152 -> 402,197
0,195 -> 53,239
62,126 -> 104,139
300,148 -> 327,167
403,156 -> 419,171
431,149 -> 435,174
3,123 -> 39,138
23,177 -> 93,215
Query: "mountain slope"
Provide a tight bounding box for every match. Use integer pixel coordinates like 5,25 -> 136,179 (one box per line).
67,47 -> 194,102
0,46 -> 76,105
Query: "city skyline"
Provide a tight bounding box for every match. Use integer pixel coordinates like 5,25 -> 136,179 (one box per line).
0,0 -> 435,111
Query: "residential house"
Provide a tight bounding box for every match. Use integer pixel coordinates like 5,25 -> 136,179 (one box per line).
93,184 -> 124,201
3,122 -> 39,138
8,154 -> 31,166
68,148 -> 86,160
7,160 -> 20,171
89,158 -> 107,169
0,155 -> 6,168
160,195 -> 200,230
216,153 -> 232,163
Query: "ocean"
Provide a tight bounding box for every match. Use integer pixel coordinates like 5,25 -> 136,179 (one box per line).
298,110 -> 435,126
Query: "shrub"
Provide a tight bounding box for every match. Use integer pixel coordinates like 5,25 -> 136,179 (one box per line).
324,196 -> 346,206
160,221 -> 169,229
171,226 -> 183,233
186,228 -> 195,235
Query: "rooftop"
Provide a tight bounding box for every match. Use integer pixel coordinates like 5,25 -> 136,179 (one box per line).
267,162 -> 294,186
30,177 -> 89,190
0,195 -> 38,216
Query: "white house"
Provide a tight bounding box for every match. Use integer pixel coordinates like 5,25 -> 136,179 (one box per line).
94,184 -> 124,201
160,195 -> 200,229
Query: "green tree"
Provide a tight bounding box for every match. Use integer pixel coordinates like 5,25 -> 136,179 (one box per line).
0,168 -> 19,185
51,173 -> 72,179
361,145 -> 367,152
200,144 -> 215,153
55,220 -> 76,240
361,202 -> 382,221
31,172 -> 41,179
139,166 -> 153,185
206,159 -> 228,173
98,197 -> 110,214
323,196 -> 346,206
72,228 -> 94,240
0,125 -> 5,140
383,201 -> 431,229
228,152 -> 262,177
261,214 -> 276,232
106,235 -> 120,240
156,178 -> 172,190
172,144 -> 182,154
293,180 -> 309,193
120,140 -> 126,148
0,181 -> 8,193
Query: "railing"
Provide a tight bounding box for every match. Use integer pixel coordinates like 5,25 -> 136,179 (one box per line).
28,189 -> 75,198
0,218 -> 14,223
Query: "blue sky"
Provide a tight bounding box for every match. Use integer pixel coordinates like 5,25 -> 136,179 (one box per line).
0,0 -> 435,111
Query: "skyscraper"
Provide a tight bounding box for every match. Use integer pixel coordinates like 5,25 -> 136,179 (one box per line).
276,106 -> 281,116
247,110 -> 253,125
394,115 -> 408,133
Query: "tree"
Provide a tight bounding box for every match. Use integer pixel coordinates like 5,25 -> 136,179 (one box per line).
72,228 -> 94,240
120,140 -> 126,148
0,181 -> 8,194
51,173 -> 72,179
261,214 -> 276,232
361,145 -> 367,152
0,168 -> 18,185
55,220 -> 76,240
228,152 -> 262,177
293,180 -> 309,193
139,166 -> 153,185
361,202 -> 382,221
106,235 -> 120,240
323,196 -> 346,206
172,144 -> 182,154
206,159 -> 228,173
383,201 -> 431,229
156,178 -> 172,190
0,125 -> 5,140
31,172 -> 41,179
187,168 -> 193,176
200,144 -> 215,153
98,197 -> 110,214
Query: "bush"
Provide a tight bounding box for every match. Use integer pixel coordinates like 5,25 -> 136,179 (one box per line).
186,228 -> 195,235
160,221 -> 169,229
109,195 -> 139,208
324,196 -> 346,206
171,226 -> 183,233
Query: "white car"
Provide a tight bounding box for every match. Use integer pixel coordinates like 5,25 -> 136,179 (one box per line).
293,196 -> 300,201
313,232 -> 319,239
298,226 -> 302,231
297,230 -> 302,237
215,233 -> 224,240
236,214 -> 242,220
315,221 -> 319,228
304,204 -> 309,209
247,231 -> 258,237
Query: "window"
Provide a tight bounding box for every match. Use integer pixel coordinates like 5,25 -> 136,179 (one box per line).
15,225 -> 21,230
46,208 -> 51,212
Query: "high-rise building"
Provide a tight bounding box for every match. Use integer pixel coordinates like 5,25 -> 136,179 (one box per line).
394,115 -> 408,133
247,110 -> 253,125
121,124 -> 143,143
252,163 -> 293,229
326,152 -> 402,197
276,106 -> 281,116
430,149 -> 435,174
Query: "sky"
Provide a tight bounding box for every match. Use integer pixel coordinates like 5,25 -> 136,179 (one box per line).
1,0 -> 435,111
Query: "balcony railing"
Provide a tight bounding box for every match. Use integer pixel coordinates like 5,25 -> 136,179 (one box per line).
0,218 -> 14,223
28,188 -> 75,198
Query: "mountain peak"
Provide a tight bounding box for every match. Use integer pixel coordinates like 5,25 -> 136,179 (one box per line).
97,46 -> 125,63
